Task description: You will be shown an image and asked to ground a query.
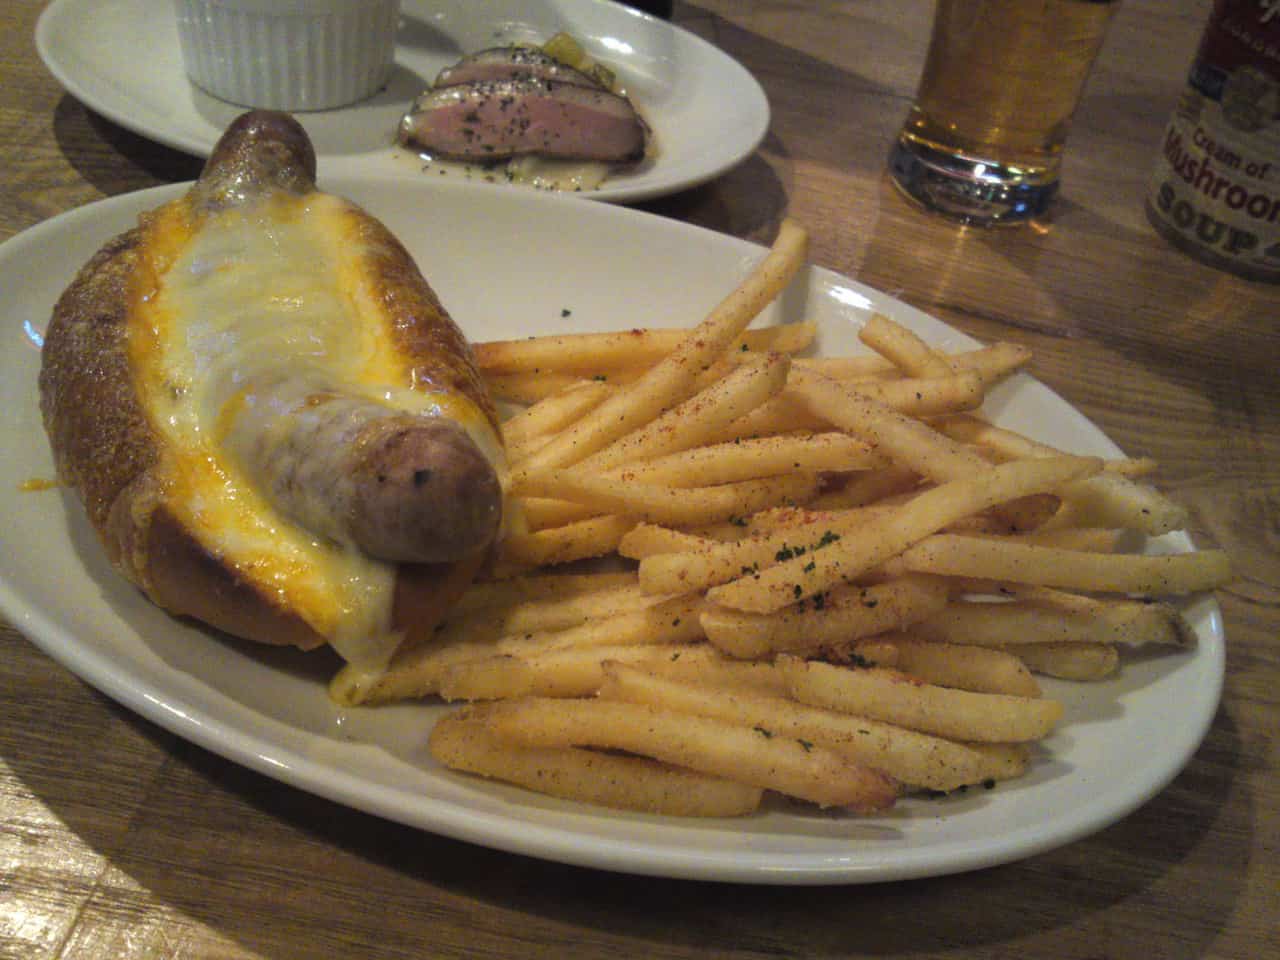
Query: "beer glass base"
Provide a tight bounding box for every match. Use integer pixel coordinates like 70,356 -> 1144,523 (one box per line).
888,138 -> 1058,226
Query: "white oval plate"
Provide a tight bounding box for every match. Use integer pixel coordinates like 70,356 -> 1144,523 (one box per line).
0,179 -> 1224,884
35,0 -> 769,204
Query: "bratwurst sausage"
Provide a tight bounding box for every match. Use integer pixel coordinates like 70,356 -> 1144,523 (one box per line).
222,380 -> 500,564
39,111 -> 505,668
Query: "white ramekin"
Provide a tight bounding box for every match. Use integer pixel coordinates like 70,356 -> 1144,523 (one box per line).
174,0 -> 401,112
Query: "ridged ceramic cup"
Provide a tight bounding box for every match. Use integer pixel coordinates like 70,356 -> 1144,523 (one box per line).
174,0 -> 401,111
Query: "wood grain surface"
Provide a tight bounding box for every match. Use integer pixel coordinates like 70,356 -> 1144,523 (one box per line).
2,1 -> 1277,958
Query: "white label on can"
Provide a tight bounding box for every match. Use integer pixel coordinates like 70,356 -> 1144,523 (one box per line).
1147,5 -> 1280,280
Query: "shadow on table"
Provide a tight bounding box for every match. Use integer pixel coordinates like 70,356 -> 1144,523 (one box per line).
853,94 -> 1279,421
640,137 -> 790,247
640,4 -> 918,245
52,95 -> 204,192
4,681 -> 1247,959
293,712 -> 1245,958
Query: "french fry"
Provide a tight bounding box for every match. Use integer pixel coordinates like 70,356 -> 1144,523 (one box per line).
502,380 -> 614,455
598,662 -> 1028,792
876,637 -> 1042,697
475,321 -> 816,376
515,496 -> 601,531
508,374 -> 616,405
337,594 -> 706,705
600,432 -> 885,487
488,593 -> 708,652
711,391 -> 832,441
1016,583 -> 1197,625
987,492 -> 1062,534
789,354 -> 899,381
740,502 -> 894,536
438,643 -> 702,701
712,373 -> 987,443
679,519 -> 759,542
1004,527 -> 1126,551
639,509 -> 862,599
693,456 -> 1102,613
777,655 -> 1063,743
638,647 -> 792,695
520,469 -> 822,528
934,415 -> 1156,475
618,523 -> 718,560
739,321 -> 818,355
788,367 -> 991,482
843,371 -> 988,417
943,341 -> 1032,386
498,514 -> 636,569
806,465 -> 922,510
932,415 -> 1187,535
486,371 -> 613,405
859,312 -> 955,379
430,707 -> 763,817
791,341 -> 1031,385
476,330 -> 639,373
1006,642 -> 1121,681
571,351 -> 792,473
899,534 -> 1233,595
638,455 -> 1092,603
700,575 -> 950,660
908,594 -> 1195,648
510,220 -> 808,483
1039,471 -> 1192,536
437,636 -> 843,705
448,571 -> 639,617
439,581 -> 674,642
484,696 -> 899,810
843,639 -> 904,669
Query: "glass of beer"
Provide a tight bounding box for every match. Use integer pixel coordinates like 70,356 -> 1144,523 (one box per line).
888,0 -> 1120,225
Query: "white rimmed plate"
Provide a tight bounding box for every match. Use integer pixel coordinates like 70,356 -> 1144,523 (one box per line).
35,0 -> 769,203
0,178 -> 1224,884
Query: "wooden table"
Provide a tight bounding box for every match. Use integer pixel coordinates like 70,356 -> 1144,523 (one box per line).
3,1 -> 1276,957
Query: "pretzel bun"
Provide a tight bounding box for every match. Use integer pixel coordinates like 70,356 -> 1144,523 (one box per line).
38,111 -> 505,669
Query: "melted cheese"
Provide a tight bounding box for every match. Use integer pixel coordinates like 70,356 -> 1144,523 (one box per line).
130,190 -> 498,668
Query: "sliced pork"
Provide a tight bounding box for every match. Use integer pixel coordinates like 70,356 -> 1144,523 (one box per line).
398,78 -> 647,164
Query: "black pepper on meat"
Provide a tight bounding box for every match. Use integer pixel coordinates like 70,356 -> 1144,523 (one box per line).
398,75 -> 647,164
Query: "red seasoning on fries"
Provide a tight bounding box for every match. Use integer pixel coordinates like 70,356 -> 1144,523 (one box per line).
384,219 -> 1233,817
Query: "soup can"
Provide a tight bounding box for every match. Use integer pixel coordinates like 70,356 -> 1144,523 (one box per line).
1145,0 -> 1280,282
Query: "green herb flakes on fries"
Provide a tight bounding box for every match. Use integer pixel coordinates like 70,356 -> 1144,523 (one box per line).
333,219 -> 1231,818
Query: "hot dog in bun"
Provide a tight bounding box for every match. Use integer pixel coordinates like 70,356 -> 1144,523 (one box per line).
39,111 -> 505,669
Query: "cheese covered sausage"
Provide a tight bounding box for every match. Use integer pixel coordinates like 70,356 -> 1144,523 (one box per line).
39,111 -> 505,668
222,381 -> 500,564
